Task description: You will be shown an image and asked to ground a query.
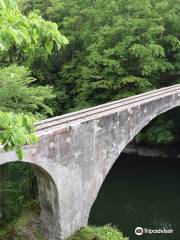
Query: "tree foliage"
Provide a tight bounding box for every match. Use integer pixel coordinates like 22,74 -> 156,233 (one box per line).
0,0 -> 68,159
0,112 -> 37,160
0,0 -> 68,55
22,0 -> 180,143
135,118 -> 178,145
0,65 -> 55,117
0,162 -> 38,225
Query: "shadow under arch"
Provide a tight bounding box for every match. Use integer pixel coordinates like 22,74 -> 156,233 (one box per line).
0,160 -> 61,240
89,107 -> 180,239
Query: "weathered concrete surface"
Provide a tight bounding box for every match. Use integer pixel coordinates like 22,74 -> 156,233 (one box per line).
1,85 -> 180,239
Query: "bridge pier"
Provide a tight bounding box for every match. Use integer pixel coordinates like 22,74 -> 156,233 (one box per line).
0,138 -> 92,240
33,166 -> 62,240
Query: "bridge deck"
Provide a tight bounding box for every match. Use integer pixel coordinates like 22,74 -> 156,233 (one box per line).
36,84 -> 180,135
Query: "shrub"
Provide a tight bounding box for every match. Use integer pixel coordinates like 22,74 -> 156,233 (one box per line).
66,225 -> 128,240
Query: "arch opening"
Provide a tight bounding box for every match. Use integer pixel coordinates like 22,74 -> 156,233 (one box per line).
0,161 -> 61,240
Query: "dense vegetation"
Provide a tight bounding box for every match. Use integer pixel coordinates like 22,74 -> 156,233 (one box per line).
0,0 -> 68,158
20,0 -> 180,146
0,163 -> 38,225
67,226 -> 128,240
0,0 -> 179,239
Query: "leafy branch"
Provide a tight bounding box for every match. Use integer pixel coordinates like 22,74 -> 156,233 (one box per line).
0,0 -> 68,159
0,112 -> 38,160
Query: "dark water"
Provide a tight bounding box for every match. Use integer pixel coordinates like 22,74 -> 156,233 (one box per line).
89,153 -> 180,240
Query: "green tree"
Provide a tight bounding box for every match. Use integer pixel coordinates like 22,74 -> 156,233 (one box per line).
0,162 -> 38,225
0,111 -> 37,159
0,0 -> 68,55
0,0 -> 68,159
0,65 -> 55,117
22,0 -> 180,144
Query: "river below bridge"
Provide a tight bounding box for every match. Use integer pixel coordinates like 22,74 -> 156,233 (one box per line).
89,153 -> 180,240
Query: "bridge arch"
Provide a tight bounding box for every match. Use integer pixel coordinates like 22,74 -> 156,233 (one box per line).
0,160 -> 61,240
88,106 -> 180,223
84,93 -> 180,222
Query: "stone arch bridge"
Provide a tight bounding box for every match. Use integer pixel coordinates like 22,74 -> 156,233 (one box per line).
1,84 -> 180,240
